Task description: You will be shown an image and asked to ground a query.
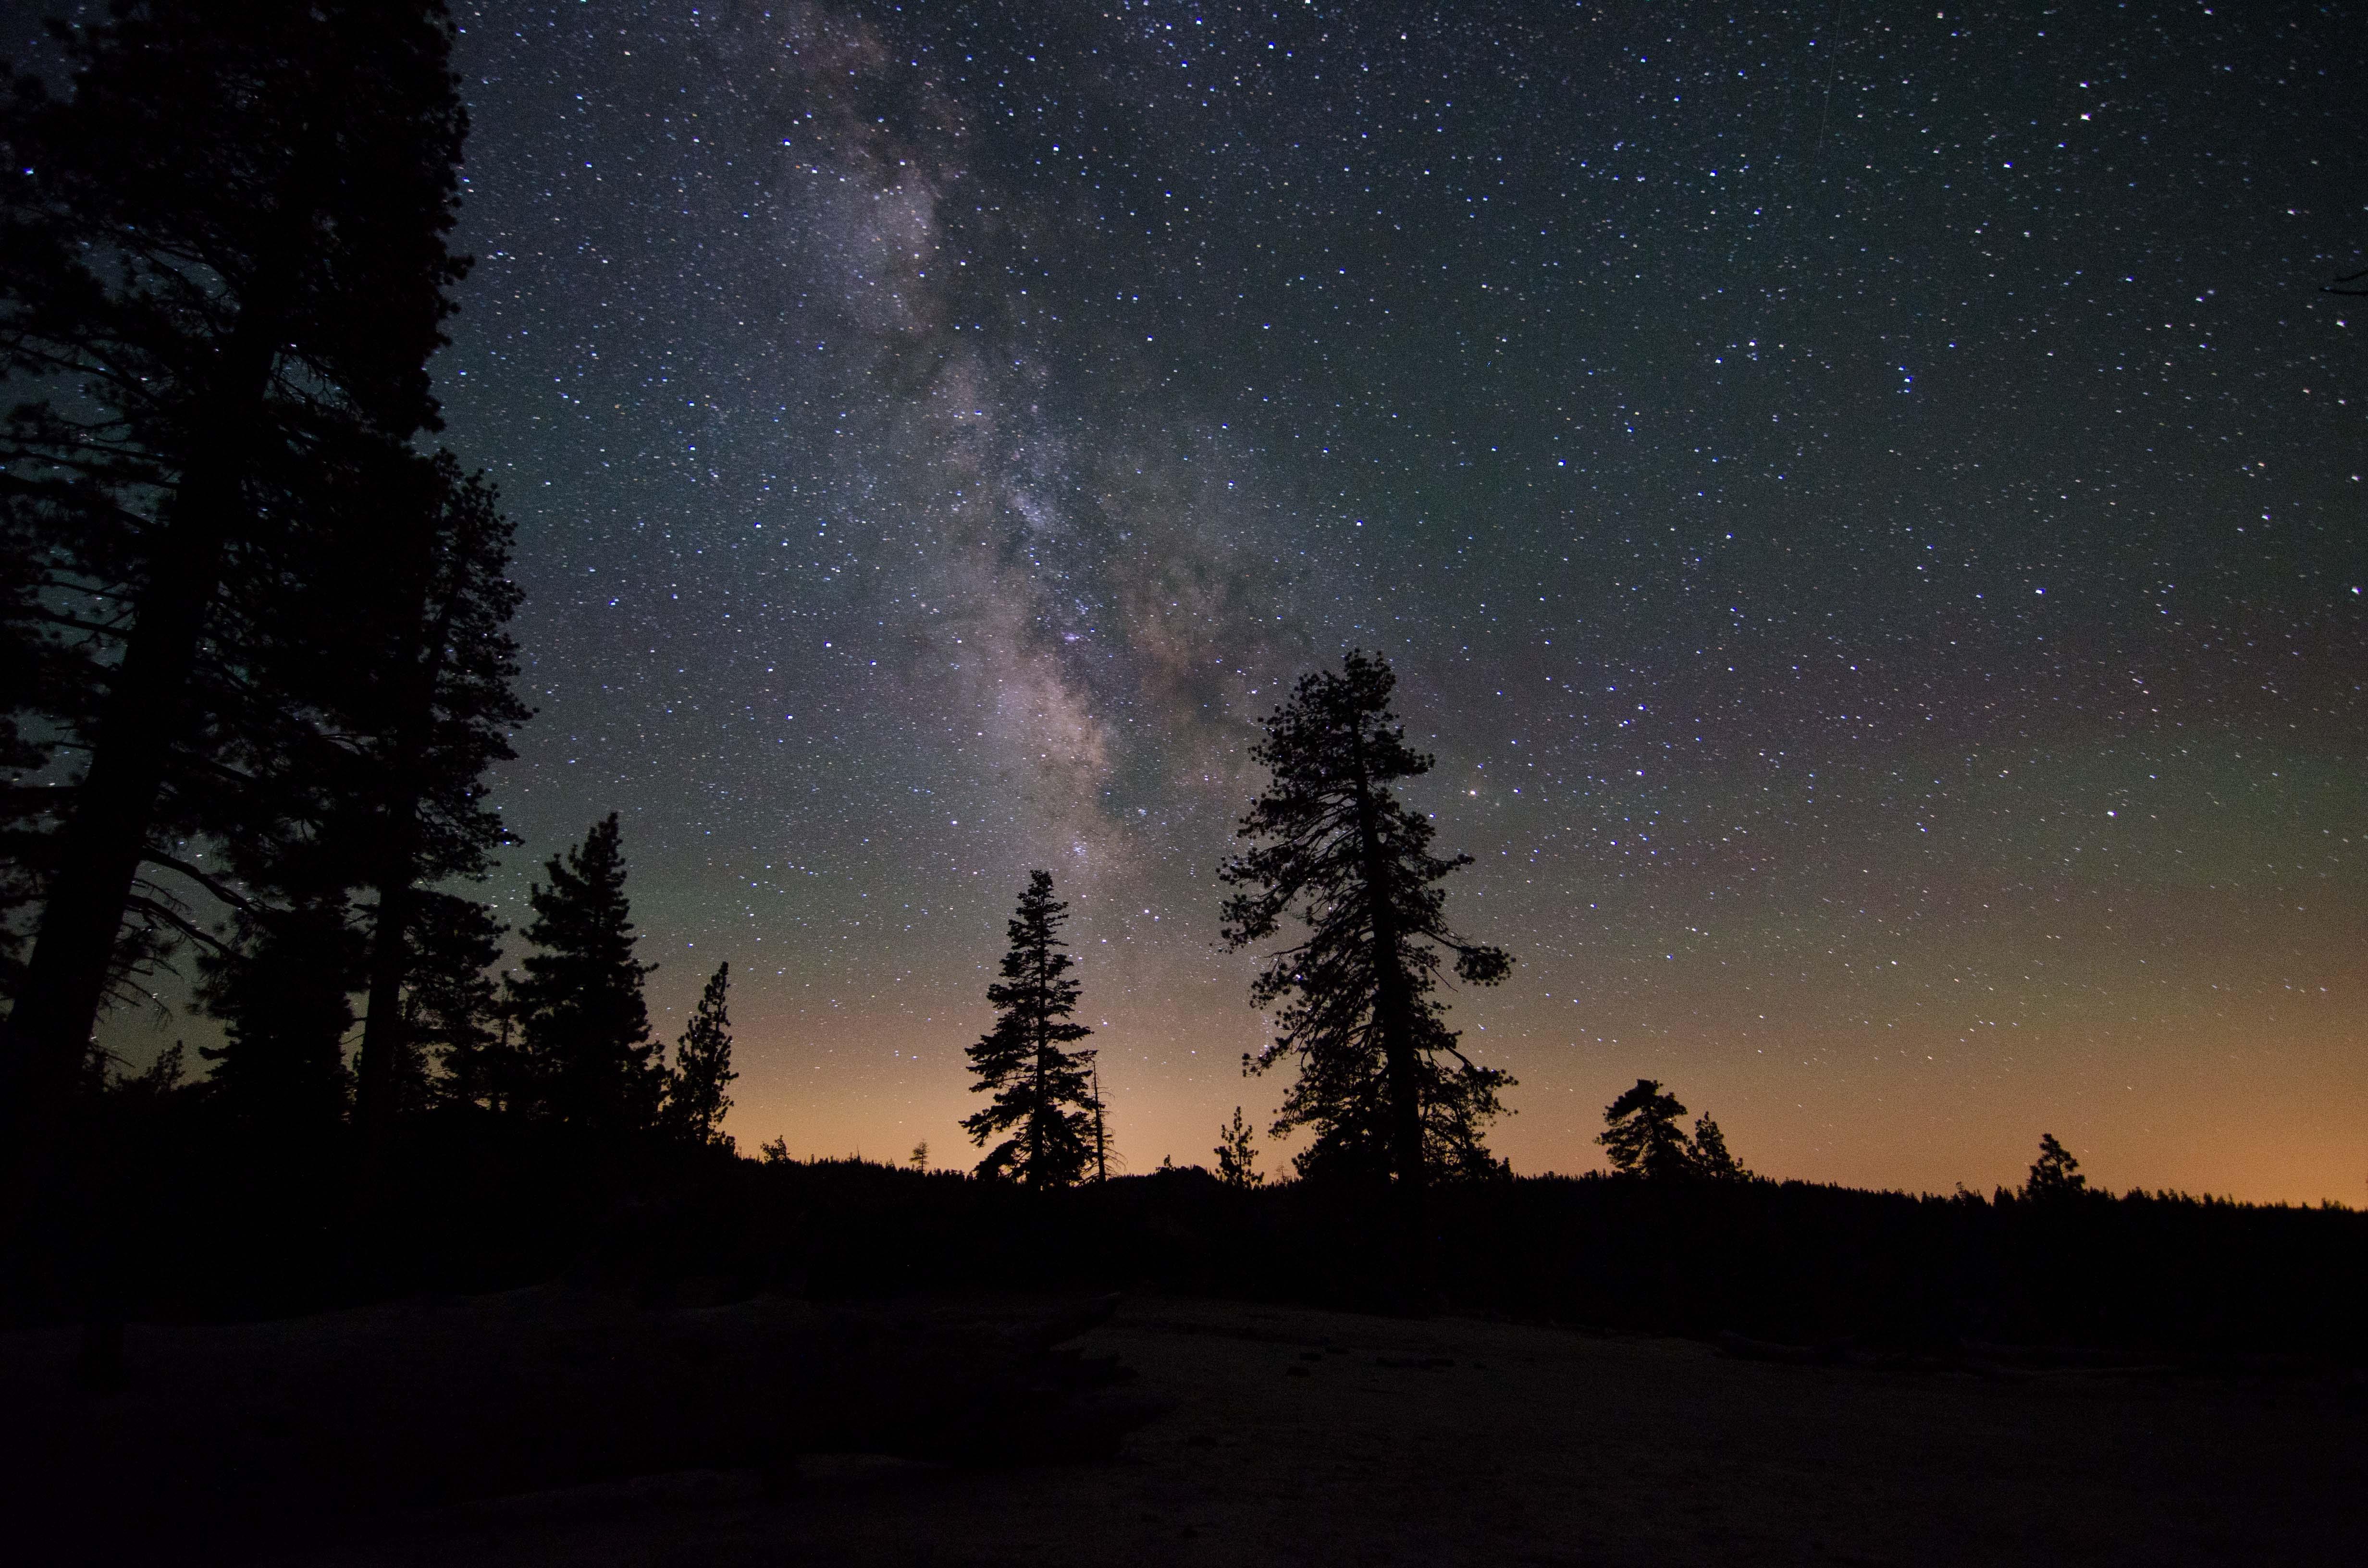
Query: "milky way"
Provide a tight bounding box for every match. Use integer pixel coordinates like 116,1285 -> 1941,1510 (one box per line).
404,0 -> 2367,1197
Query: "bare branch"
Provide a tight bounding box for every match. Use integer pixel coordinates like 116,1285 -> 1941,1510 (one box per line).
139,847 -> 258,914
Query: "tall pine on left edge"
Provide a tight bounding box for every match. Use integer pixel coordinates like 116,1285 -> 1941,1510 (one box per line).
0,2 -> 470,1187
963,871 -> 1100,1188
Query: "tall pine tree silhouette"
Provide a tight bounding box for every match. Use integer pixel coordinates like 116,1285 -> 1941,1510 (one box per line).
345,457 -> 528,1148
1221,651 -> 1513,1192
963,871 -> 1098,1188
663,962 -> 737,1148
506,815 -> 662,1139
0,1 -> 470,1184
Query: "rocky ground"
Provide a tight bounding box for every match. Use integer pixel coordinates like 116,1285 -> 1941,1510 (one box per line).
262,1293 -> 2362,1568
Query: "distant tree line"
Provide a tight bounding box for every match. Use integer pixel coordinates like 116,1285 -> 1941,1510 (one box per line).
657,1143 -> 2368,1367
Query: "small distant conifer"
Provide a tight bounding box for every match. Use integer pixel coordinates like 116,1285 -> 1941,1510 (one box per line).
2024,1132 -> 2086,1199
1690,1115 -> 1748,1181
1214,1105 -> 1264,1188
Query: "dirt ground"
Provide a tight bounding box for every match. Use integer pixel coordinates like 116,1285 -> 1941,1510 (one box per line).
278,1293 -> 2362,1568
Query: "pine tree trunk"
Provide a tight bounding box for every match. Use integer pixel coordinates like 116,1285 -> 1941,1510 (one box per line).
0,499 -> 232,1365
354,536 -> 456,1155
1347,723 -> 1431,1308
354,835 -> 420,1149
1029,967 -> 1046,1189
1347,729 -> 1424,1195
1091,1064 -> 1107,1183
1,504 -> 224,1148
2,323 -> 283,1187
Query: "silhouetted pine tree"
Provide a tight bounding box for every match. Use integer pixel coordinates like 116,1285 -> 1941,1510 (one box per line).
505,815 -> 662,1139
963,871 -> 1098,1188
1220,651 -> 1512,1192
344,458 -> 528,1147
2024,1132 -> 2086,1199
1213,1106 -> 1263,1189
663,961 -> 737,1148
1690,1115 -> 1748,1181
0,0 -> 470,1174
1598,1079 -> 1696,1179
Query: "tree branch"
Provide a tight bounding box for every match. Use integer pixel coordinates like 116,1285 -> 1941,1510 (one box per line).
139,847 -> 258,915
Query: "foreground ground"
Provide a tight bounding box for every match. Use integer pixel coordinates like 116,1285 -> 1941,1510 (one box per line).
274,1293 -> 2358,1568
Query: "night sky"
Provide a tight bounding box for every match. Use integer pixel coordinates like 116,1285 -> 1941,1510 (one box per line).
347,1 -> 2366,1198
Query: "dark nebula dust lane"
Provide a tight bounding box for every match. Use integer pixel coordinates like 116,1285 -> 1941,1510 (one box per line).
401,0 -> 2364,1196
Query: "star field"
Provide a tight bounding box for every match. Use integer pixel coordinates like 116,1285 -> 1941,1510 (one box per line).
430,0 -> 2362,1198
